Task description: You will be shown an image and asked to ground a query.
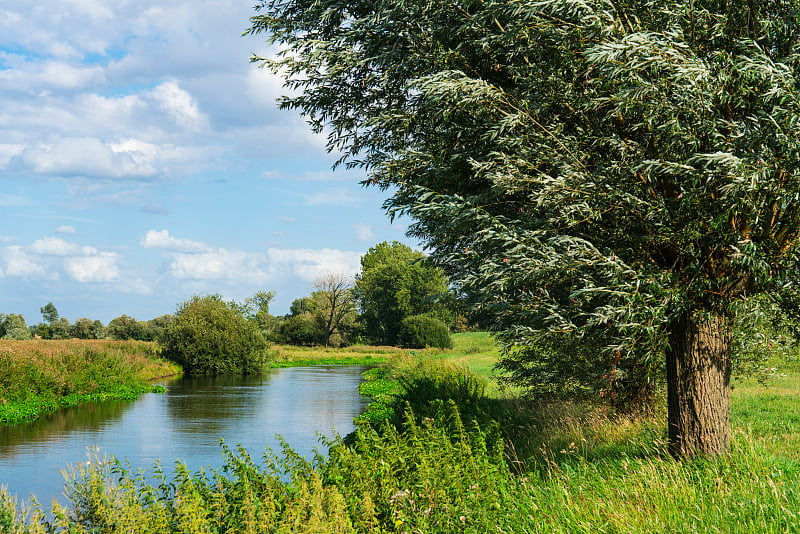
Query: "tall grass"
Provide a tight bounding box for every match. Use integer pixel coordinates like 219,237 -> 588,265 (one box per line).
0,339 -> 180,425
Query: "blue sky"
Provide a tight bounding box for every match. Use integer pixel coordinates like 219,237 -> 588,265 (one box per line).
0,0 -> 413,324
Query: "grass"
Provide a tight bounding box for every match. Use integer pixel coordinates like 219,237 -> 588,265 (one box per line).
2,334 -> 799,532
0,339 -> 181,426
265,343 -> 444,368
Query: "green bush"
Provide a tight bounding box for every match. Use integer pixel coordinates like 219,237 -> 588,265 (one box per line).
398,314 -> 453,349
278,314 -> 323,346
160,295 -> 268,375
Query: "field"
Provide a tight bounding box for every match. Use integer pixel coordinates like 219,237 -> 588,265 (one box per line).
0,339 -> 180,425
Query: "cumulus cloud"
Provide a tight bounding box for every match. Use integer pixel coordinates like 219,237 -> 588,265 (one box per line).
11,137 -> 157,179
168,249 -> 268,283
266,248 -> 362,281
151,81 -> 208,131
0,60 -> 106,92
28,236 -> 81,256
2,247 -> 48,278
64,249 -> 119,282
141,229 -> 208,252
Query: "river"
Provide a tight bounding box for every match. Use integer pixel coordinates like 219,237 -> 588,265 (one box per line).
0,366 -> 370,508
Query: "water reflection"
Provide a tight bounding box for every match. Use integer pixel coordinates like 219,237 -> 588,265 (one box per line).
0,366 -> 368,507
0,399 -> 134,462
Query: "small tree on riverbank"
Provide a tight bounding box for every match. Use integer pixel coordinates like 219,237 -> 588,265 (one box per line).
161,295 -> 268,375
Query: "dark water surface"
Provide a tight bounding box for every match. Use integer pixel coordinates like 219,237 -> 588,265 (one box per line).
0,366 -> 369,507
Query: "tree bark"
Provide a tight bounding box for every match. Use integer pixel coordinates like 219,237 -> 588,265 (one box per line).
666,311 -> 732,458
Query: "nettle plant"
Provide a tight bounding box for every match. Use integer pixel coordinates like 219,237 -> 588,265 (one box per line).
249,0 -> 800,456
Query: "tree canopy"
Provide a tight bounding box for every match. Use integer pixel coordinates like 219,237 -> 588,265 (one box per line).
353,241 -> 452,345
250,0 -> 800,456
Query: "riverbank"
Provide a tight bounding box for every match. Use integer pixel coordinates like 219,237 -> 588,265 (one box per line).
0,339 -> 181,426
2,336 -> 798,531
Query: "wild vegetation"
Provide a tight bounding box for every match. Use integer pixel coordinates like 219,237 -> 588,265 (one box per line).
160,295 -> 268,376
1,334 -> 797,532
0,339 -> 179,425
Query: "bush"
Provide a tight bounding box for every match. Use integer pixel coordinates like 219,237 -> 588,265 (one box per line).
160,295 -> 268,375
398,314 -> 453,349
278,314 -> 323,346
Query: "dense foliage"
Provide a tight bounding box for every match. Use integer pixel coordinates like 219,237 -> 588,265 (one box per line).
0,313 -> 29,340
160,295 -> 268,376
353,241 -> 453,345
249,0 -> 800,455
398,314 -> 453,349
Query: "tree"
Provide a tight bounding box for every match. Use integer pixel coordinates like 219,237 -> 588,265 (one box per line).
313,272 -> 356,346
90,320 -> 106,340
352,242 -> 453,345
290,296 -> 317,316
108,315 -> 144,340
50,317 -> 71,340
71,318 -> 94,339
40,302 -> 58,324
250,1 -> 800,456
161,294 -> 268,375
0,314 -> 29,340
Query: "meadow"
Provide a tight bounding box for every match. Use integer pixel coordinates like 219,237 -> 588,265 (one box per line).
1,334 -> 798,532
0,339 -> 180,425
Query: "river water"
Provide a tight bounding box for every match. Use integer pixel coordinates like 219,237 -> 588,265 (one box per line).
0,366 -> 369,508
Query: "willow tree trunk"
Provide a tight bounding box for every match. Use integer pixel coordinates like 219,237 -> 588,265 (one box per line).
666,312 -> 732,458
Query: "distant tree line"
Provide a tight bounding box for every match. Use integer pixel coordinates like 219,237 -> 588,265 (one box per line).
0,241 -> 466,350
0,302 -> 174,342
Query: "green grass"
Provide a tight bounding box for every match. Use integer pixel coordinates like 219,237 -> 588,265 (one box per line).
3,335 -> 799,532
265,343 -> 444,368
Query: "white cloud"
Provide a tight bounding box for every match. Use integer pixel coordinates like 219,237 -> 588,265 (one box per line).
168,248 -> 268,283
56,225 -> 77,235
64,251 -> 119,282
353,224 -> 374,241
12,137 -> 157,179
151,81 -> 207,131
2,247 -> 47,278
0,144 -> 24,168
266,248 -> 362,281
0,60 -> 106,92
141,229 -> 208,253
29,236 -> 81,256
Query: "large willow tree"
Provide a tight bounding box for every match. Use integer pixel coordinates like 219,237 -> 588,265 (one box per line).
249,0 -> 800,457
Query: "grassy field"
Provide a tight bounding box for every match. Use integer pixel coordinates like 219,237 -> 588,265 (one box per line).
0,339 -> 180,426
266,342 -> 446,367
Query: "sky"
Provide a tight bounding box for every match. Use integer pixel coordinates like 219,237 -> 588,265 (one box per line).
0,0 -> 415,325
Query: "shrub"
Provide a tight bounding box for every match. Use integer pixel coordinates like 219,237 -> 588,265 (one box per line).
398,314 -> 453,349
160,295 -> 268,375
278,314 -> 323,346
